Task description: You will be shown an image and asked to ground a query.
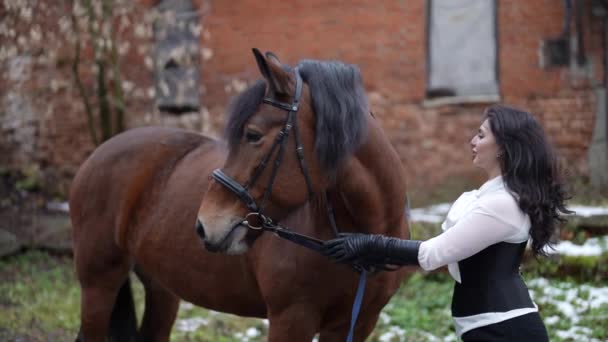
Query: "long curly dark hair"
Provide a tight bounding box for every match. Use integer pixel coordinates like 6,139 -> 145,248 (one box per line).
484,104 -> 572,256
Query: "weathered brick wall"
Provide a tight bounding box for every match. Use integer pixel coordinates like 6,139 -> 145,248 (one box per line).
0,1 -> 191,194
200,0 -> 601,192
0,0 -> 602,197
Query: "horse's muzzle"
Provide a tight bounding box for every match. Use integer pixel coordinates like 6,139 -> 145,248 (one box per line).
195,219 -> 206,240
196,218 -> 227,253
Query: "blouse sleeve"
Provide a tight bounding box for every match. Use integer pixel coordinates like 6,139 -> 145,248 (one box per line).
417,194 -> 527,271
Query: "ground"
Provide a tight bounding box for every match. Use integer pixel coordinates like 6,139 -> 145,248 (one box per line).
1,170 -> 607,341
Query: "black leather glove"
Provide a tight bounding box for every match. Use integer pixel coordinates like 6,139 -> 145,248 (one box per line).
322,233 -> 421,267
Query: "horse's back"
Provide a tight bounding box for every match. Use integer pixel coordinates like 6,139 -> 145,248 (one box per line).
69,126 -> 219,249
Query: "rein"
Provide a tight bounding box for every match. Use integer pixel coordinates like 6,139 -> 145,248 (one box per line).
211,67 -> 368,341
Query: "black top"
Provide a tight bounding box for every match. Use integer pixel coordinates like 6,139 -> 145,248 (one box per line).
451,241 -> 535,317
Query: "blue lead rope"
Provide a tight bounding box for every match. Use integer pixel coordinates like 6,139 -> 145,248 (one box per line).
346,270 -> 367,342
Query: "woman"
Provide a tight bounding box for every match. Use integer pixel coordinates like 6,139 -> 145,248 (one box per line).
322,104 -> 571,341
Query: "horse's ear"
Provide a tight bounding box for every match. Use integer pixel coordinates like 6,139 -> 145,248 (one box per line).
252,48 -> 271,80
265,51 -> 281,64
251,48 -> 290,95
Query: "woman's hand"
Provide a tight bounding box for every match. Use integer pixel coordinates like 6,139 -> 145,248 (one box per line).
321,233 -> 389,264
322,233 -> 422,267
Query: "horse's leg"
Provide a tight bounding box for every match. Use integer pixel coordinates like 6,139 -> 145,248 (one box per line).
77,259 -> 132,342
136,267 -> 180,342
73,211 -> 137,342
267,305 -> 321,342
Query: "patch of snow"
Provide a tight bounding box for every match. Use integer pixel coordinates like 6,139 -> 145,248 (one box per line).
548,237 -> 607,257
568,205 -> 608,217
175,317 -> 208,332
544,315 -> 560,325
180,302 -> 194,310
528,277 -> 608,341
442,333 -> 459,341
46,201 -> 69,213
555,326 -> 600,342
245,327 -> 260,338
409,203 -> 451,223
379,326 -> 406,342
379,311 -> 391,325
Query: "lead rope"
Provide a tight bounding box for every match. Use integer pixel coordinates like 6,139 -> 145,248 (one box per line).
324,192 -> 367,342
347,270 -> 367,342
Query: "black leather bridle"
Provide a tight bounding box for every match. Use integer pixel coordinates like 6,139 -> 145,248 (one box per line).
210,66 -> 393,342
211,67 -> 329,250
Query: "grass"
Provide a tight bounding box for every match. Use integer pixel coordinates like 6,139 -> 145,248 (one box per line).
1,250 -> 606,341
373,272 -> 455,341
0,251 -> 79,341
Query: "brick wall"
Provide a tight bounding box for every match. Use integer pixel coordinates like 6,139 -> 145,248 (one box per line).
200,0 -> 601,193
0,0 -> 602,197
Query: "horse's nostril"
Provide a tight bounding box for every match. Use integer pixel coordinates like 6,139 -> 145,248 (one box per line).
195,219 -> 206,239
204,241 -> 221,253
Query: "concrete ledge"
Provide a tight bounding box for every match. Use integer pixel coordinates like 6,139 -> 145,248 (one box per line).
422,94 -> 501,108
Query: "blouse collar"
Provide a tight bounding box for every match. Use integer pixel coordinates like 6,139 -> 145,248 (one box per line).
475,175 -> 504,197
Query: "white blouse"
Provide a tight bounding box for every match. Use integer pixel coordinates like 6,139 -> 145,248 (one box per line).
418,176 -> 530,281
416,176 -> 537,337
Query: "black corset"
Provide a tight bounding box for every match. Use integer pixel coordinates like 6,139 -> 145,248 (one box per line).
451,241 -> 535,317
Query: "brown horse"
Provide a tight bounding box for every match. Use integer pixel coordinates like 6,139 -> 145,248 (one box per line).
70,49 -> 411,341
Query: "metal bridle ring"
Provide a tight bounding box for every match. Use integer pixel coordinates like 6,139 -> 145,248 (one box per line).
243,212 -> 266,230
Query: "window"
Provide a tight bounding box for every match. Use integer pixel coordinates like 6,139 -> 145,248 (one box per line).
153,0 -> 201,114
426,0 -> 499,105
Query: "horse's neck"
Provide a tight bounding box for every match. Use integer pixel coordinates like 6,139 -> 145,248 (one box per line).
331,116 -> 408,237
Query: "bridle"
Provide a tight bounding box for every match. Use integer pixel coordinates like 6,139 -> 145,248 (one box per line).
211,67 -> 329,250
210,66 -> 393,342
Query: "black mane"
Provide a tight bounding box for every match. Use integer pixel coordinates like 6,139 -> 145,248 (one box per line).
224,59 -> 368,171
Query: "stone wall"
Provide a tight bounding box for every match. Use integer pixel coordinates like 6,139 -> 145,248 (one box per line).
0,0 -> 602,197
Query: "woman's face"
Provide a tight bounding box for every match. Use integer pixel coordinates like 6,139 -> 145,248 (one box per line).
470,119 -> 501,177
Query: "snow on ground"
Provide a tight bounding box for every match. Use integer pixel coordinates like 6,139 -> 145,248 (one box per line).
409,203 -> 451,223
549,237 -> 607,256
568,205 -> 608,217
175,317 -> 209,332
378,326 -> 406,342
528,277 -> 608,342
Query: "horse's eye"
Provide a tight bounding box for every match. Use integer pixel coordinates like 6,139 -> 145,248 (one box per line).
245,130 -> 263,143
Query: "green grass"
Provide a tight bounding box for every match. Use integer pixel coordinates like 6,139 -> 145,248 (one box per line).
1,250 -> 606,341
0,251 -> 79,341
0,250 -> 267,342
372,272 -> 455,341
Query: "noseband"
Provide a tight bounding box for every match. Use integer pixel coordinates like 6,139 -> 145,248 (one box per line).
212,68 -> 321,244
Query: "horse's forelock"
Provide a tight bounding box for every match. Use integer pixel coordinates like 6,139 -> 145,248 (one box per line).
224,80 -> 267,147
298,60 -> 369,172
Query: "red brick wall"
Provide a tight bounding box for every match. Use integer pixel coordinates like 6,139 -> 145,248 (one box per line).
200,0 -> 601,194
0,0 -> 601,197
0,1 -> 158,194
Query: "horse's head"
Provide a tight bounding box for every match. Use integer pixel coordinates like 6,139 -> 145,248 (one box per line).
196,49 -> 368,254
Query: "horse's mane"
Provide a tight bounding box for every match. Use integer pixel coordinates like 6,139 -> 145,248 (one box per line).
224,60 -> 369,172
